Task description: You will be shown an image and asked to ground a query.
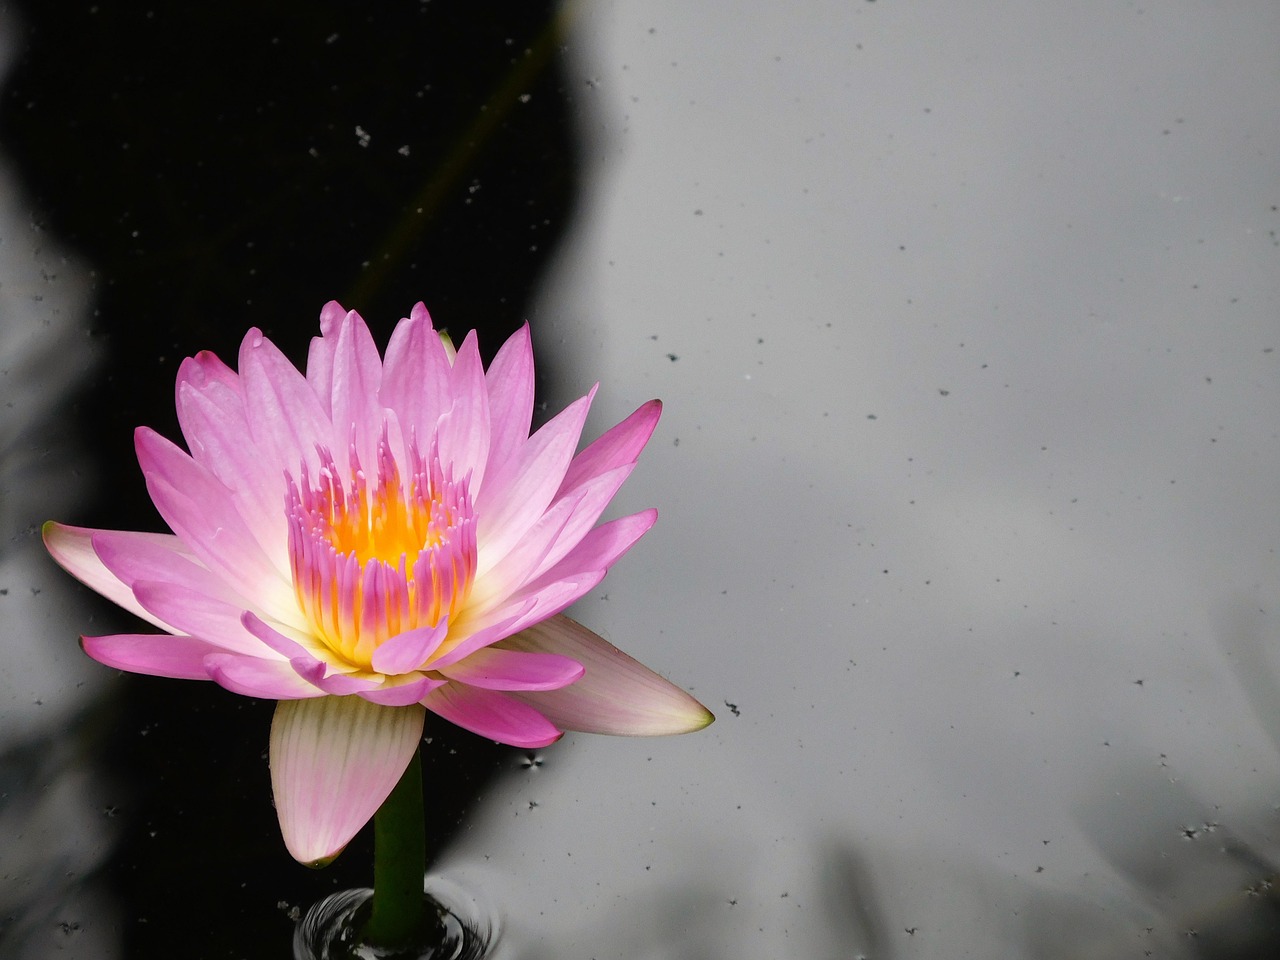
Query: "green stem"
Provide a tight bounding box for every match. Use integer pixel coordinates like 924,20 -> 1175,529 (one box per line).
364,745 -> 427,948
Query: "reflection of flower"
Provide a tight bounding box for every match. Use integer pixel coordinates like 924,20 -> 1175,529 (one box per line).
45,302 -> 712,866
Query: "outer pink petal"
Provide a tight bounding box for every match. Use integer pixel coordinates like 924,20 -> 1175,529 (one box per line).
475,387 -> 597,571
521,465 -> 637,585
328,308 -> 385,476
304,300 -> 353,410
238,326 -> 335,480
439,647 -> 583,691
423,684 -> 562,748
503,615 -> 714,736
270,697 -> 425,866
433,330 -> 490,490
81,633 -> 222,680
135,427 -> 296,622
467,488 -> 582,612
483,324 -> 534,489
381,307 -> 452,453
43,523 -> 175,631
175,366 -> 289,575
92,522 -> 253,613
204,653 -> 325,700
518,509 -> 657,600
557,399 -> 661,498
131,581 -> 270,656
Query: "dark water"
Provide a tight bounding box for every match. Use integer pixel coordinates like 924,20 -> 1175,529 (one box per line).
5,3 -> 1280,959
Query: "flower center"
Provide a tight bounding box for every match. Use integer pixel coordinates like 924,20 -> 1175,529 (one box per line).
285,435 -> 476,671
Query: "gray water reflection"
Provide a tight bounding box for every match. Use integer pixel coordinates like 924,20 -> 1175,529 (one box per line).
437,1 -> 1280,956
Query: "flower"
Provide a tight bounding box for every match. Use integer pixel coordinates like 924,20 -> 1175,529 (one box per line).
44,301 -> 712,866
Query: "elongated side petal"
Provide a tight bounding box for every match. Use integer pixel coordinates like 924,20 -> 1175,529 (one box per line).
503,615 -> 714,736
81,633 -> 222,680
424,684 -> 562,748
270,697 -> 425,866
439,647 -> 583,691
557,399 -> 661,498
43,523 -> 175,631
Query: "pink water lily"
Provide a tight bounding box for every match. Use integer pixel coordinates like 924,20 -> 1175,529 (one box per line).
44,301 -> 711,866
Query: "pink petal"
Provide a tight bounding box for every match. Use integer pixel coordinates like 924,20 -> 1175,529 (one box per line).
289,659 -> 385,695
304,300 -> 353,409
328,307 -> 385,477
521,465 -> 638,584
475,387 -> 597,571
381,307 -> 452,452
238,326 -> 335,481
370,621 -> 449,676
135,428 -> 298,624
175,370 -> 289,574
270,697 -> 425,866
425,602 -> 536,670
519,509 -> 658,600
240,610 -> 313,659
204,652 -> 325,700
557,399 -> 661,498
131,581 -> 270,656
43,523 -> 174,631
468,487 -> 582,611
81,633 -> 222,680
503,615 -> 714,736
439,647 -> 583,691
423,684 -> 562,748
483,324 -> 534,487
357,674 -> 446,707
434,330 -> 490,488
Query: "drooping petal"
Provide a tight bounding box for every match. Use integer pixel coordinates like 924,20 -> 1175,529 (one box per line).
270,697 -> 425,866
423,684 -> 562,748
439,646 -> 583,691
81,633 -> 222,680
503,615 -> 714,736
43,523 -> 174,632
557,399 -> 662,498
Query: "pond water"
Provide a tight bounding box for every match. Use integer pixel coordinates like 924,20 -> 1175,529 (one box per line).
3,2 -> 1280,958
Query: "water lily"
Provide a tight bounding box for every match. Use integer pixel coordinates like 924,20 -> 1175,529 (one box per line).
44,301 -> 712,867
